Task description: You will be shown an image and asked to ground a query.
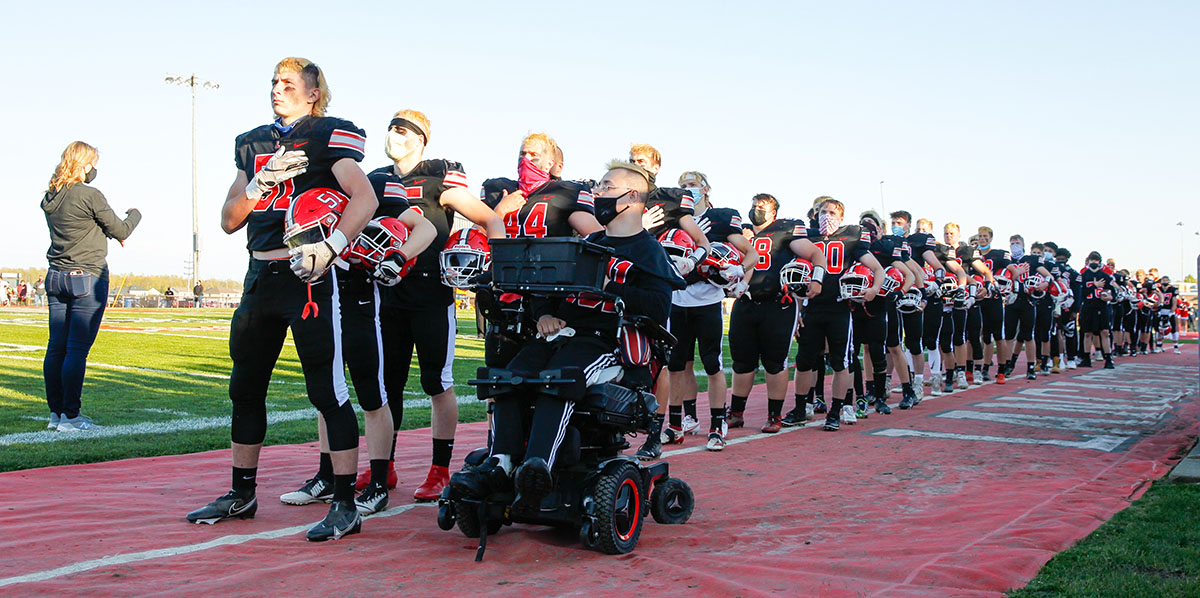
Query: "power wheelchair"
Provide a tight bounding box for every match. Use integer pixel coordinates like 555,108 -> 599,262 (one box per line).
436,238 -> 695,560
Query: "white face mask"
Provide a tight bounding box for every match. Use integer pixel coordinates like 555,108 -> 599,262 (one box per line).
819,212 -> 840,235
385,130 -> 418,162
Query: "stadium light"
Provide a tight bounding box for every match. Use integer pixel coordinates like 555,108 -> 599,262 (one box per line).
1178,221 -> 1185,281
879,180 -> 886,219
165,74 -> 219,292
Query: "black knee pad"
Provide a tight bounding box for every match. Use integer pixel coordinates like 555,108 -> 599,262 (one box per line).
321,401 -> 360,451
230,400 -> 267,445
761,357 -> 786,375
420,371 -> 449,398
700,352 -> 722,376
732,359 -> 758,375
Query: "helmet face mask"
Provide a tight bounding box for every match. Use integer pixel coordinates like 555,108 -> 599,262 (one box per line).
780,258 -> 814,296
440,228 -> 491,289
346,217 -> 412,271
896,288 -> 923,313
839,263 -> 874,302
699,242 -> 745,288
878,266 -> 905,296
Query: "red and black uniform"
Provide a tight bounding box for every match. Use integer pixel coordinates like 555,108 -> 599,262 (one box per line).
229,116 -> 366,452
795,225 -> 871,373
370,159 -> 470,399
979,248 -> 1011,344
904,232 -> 938,355
850,235 -> 905,398
667,207 -> 743,376
1079,266 -> 1115,334
1160,283 -> 1179,334
479,177 -> 518,210
927,243 -> 962,354
484,179 -> 596,367
957,243 -> 987,362
1004,254 -> 1042,343
643,187 -> 696,238
491,230 -> 683,468
729,218 -> 807,376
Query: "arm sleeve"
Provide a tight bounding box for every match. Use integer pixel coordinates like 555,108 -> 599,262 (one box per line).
90,188 -> 140,241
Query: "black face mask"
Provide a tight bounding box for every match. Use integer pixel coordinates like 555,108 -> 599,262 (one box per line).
85,168 -> 97,184
748,208 -> 769,226
595,190 -> 631,226
1087,262 -> 1100,271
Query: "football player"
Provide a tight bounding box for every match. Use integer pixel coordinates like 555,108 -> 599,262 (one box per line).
449,161 -> 685,517
371,110 -> 505,503
1078,251 -> 1116,368
851,212 -> 916,416
891,211 -> 943,405
1159,275 -> 1181,354
976,226 -> 1013,382
955,228 -> 994,385
188,57 -> 377,541
1002,234 -> 1052,380
728,193 -> 825,434
662,171 -> 752,452
930,222 -> 972,394
794,198 -> 884,431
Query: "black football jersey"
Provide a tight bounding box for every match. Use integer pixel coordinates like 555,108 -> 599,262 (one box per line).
880,234 -> 912,264
502,180 -> 594,239
870,237 -> 904,267
956,243 -> 986,276
906,232 -> 936,267
746,218 -> 809,299
1011,254 -> 1044,283
1162,284 -> 1178,308
365,168 -> 412,219
981,248 -> 1012,276
695,207 -> 743,244
480,177 -> 518,210
934,243 -> 961,267
644,187 -> 696,238
809,224 -> 872,304
234,116 -> 366,252
1081,268 -> 1114,303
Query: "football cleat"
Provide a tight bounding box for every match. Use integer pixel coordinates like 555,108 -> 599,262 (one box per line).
874,397 -> 893,414
281,477 -> 333,505
681,414 -> 701,435
636,417 -> 664,460
805,403 -> 815,419
726,411 -> 746,429
661,425 -> 685,445
930,382 -> 943,396
955,371 -> 968,390
1026,369 -> 1037,381
823,413 -> 840,431
354,481 -> 389,515
965,369 -> 975,385
413,464 -> 450,502
761,415 -> 783,434
840,404 -> 857,425
706,420 -> 729,452
943,378 -> 955,394
187,490 -> 257,525
813,398 -> 828,414
981,369 -> 992,382
781,406 -> 808,427
855,398 -> 869,419
1066,359 -> 1077,370
996,372 -> 1007,385
1174,347 -> 1182,355
306,500 -> 361,542
354,461 -> 398,491
898,389 -> 917,410
1104,358 -> 1115,369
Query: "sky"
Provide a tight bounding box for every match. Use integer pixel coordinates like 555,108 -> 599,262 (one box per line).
4,1 -> 1198,282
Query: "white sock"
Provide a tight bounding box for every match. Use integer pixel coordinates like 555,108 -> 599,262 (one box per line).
493,454 -> 514,475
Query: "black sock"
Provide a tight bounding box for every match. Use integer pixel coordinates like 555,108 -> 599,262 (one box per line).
845,388 -> 855,402
807,388 -> 816,404
710,407 -> 726,431
683,399 -> 697,419
370,459 -> 389,486
668,405 -> 683,428
831,397 -> 845,414
966,360 -> 974,372
852,363 -> 864,397
873,374 -> 886,398
902,382 -> 913,393
983,364 -> 990,376
389,432 -> 398,462
795,393 -> 806,409
333,474 -> 355,502
767,399 -> 784,417
232,466 -> 257,496
318,452 -> 333,480
730,394 -> 748,413
432,438 -> 453,468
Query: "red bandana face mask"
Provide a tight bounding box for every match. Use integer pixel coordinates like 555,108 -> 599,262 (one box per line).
517,156 -> 551,195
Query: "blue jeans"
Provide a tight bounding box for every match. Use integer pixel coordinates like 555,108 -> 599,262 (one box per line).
44,268 -> 108,418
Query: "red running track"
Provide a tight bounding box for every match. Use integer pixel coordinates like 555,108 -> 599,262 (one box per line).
0,348 -> 1195,597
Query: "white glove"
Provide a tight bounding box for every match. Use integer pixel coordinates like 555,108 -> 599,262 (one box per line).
721,264 -> 745,284
289,230 -> 348,282
727,278 -> 749,299
246,148 -> 308,200
672,256 -> 694,277
372,253 -> 408,287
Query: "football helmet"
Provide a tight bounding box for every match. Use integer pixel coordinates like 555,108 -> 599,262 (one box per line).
699,242 -> 745,289
1026,274 -> 1046,298
439,228 -> 491,289
878,266 -> 906,297
1048,279 -> 1073,310
283,188 -> 349,250
896,288 -> 924,313
346,216 -> 414,272
839,263 -> 874,302
939,275 -> 963,301
658,228 -> 697,275
993,275 -> 1013,298
779,258 -> 814,297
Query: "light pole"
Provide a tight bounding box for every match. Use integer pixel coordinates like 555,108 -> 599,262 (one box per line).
165,74 -> 218,292
1178,221 -> 1185,282
879,180 -> 886,218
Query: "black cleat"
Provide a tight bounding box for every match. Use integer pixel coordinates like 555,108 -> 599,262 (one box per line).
354,480 -> 390,515
1026,369 -> 1037,381
781,406 -> 808,426
448,458 -> 511,498
512,458 -> 552,519
1104,359 -> 1115,369
813,398 -> 827,414
874,397 -> 893,414
187,490 -> 257,525
636,418 -> 664,460
822,413 -> 840,431
306,500 -> 361,541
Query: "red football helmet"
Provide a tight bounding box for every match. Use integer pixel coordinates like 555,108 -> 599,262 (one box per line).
1026,274 -> 1046,298
993,275 -> 1013,297
896,288 -> 924,313
780,258 -> 814,296
879,266 -> 905,297
839,263 -> 874,302
440,228 -> 491,289
657,228 -> 697,273
284,188 -> 349,250
699,242 -> 744,287
346,216 -> 415,273
939,275 -> 963,300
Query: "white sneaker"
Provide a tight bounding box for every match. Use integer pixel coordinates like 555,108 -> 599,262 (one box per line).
681,414 -> 701,435
1067,359 -> 1077,370
805,403 -> 815,419
57,414 -> 101,432
930,382 -> 943,396
956,371 -> 969,389
916,374 -> 927,388
840,404 -> 857,425
1174,347 -> 1182,355
705,421 -> 728,452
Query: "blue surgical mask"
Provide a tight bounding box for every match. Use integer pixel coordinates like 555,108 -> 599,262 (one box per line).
1011,243 -> 1025,260
891,225 -> 905,237
978,243 -> 991,252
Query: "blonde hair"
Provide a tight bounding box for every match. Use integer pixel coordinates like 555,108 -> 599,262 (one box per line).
392,109 -> 431,142
520,132 -> 558,156
944,222 -> 960,233
604,159 -> 654,192
917,218 -> 934,230
629,143 -> 661,167
48,141 -> 98,192
275,57 -> 330,117
816,196 -> 844,216
678,171 -> 709,187
978,225 -> 994,237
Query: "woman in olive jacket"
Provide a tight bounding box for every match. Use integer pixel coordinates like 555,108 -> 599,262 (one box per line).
41,141 -> 140,431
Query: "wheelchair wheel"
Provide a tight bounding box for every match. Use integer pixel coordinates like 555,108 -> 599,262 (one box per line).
454,501 -> 502,538
590,462 -> 645,554
650,477 -> 694,524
